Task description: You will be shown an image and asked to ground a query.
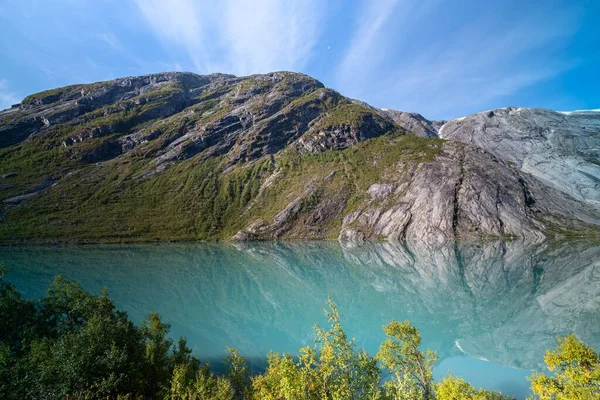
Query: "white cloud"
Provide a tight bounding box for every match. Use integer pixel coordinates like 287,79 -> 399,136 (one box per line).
0,79 -> 20,110
220,0 -> 324,74
335,1 -> 581,119
133,0 -> 324,75
337,0 -> 404,84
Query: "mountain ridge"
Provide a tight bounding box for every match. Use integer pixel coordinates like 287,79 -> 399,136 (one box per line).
0,71 -> 598,245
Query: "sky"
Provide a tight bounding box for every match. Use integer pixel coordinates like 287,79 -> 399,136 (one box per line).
0,0 -> 598,120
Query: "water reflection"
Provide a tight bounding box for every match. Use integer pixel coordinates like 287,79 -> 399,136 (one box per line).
1,240 -> 599,392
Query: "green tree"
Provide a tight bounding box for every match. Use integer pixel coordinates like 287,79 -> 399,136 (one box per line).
435,375 -> 514,400
376,320 -> 438,400
24,278 -> 148,399
142,312 -> 176,396
169,363 -> 235,400
173,337 -> 197,366
226,347 -> 252,399
0,265 -> 37,399
252,298 -> 382,400
528,334 -> 600,399
0,265 -> 36,351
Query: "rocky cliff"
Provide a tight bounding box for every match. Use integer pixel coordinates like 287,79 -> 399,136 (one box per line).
0,71 -> 598,244
438,107 -> 600,205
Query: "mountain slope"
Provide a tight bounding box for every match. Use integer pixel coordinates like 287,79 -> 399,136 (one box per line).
438,107 -> 600,205
0,72 -> 598,244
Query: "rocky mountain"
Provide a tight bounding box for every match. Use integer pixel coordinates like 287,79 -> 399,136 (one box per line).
379,109 -> 443,138
0,71 -> 598,244
438,107 -> 600,205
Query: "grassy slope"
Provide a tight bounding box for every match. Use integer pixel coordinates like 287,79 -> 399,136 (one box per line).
0,133 -> 444,244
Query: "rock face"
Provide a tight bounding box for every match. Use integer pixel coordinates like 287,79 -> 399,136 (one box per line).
379,109 -> 441,138
438,107 -> 600,205
337,142 -> 598,246
0,72 -> 598,244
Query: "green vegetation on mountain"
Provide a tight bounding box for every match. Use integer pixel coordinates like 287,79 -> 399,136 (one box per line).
1,71 -> 598,244
0,119 -> 442,243
1,266 -> 598,399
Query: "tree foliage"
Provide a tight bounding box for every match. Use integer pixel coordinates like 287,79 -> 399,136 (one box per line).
376,320 -> 438,399
528,334 -> 600,399
435,376 -> 511,400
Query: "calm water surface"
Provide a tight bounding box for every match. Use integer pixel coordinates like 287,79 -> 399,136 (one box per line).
1,240 -> 599,399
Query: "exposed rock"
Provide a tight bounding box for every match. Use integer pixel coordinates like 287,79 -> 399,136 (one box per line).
230,230 -> 257,241
366,183 -> 395,200
379,109 -> 440,137
438,107 -> 600,205
296,102 -> 396,153
237,140 -> 599,245
3,193 -> 37,204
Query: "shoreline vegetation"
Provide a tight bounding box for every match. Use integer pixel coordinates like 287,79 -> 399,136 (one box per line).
1,236 -> 600,248
1,265 -> 599,399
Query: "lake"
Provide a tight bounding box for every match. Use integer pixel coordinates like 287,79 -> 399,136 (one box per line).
1,240 -> 599,399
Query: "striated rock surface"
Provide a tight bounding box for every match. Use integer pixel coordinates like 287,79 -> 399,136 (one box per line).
336,142 -> 598,246
438,107 -> 600,205
0,72 -> 599,244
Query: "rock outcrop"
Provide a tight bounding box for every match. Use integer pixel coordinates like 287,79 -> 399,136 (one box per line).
336,142 -> 598,246
379,109 -> 441,138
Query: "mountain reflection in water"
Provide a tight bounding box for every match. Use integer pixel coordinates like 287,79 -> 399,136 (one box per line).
1,240 -> 599,397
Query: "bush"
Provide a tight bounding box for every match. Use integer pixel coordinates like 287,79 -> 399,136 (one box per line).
528,334 -> 600,399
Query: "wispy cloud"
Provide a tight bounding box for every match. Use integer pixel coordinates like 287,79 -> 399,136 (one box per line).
97,33 -> 124,52
335,1 -> 581,119
133,0 -> 205,69
133,0 -> 325,75
0,79 -> 20,110
220,0 -> 324,74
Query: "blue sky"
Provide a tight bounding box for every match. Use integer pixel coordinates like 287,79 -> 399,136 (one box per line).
0,0 -> 598,120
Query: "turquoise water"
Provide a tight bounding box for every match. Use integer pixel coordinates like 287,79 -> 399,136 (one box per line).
1,240 -> 599,399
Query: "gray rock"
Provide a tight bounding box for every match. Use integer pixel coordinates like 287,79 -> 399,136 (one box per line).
379,109 -> 440,137
438,107 -> 600,205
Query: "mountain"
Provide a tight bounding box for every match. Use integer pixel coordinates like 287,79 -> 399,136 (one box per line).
0,71 -> 598,244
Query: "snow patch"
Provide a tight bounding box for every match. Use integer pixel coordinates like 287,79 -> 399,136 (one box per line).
437,116 -> 465,137
558,109 -> 600,115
